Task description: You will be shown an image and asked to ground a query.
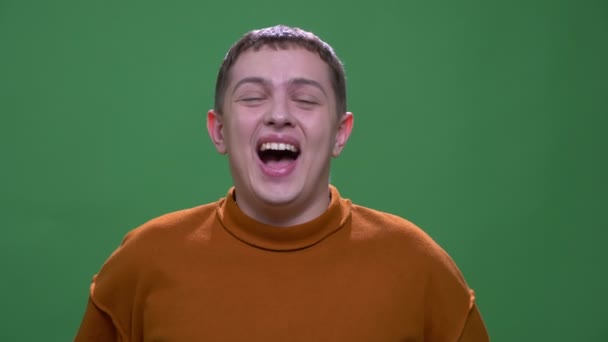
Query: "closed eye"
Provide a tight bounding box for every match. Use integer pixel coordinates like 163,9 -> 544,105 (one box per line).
238,97 -> 267,107
295,99 -> 317,104
293,99 -> 319,111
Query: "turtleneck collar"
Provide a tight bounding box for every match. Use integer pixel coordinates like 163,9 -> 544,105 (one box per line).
216,185 -> 351,251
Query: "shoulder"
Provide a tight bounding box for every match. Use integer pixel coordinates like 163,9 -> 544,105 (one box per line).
90,200 -> 221,292
349,203 -> 438,252
349,203 -> 469,286
349,203 -> 477,338
121,201 -> 219,248
84,200 -> 222,332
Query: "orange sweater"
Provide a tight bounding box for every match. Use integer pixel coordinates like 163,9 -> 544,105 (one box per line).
75,186 -> 489,341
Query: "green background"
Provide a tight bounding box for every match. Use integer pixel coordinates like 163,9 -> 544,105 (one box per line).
1,0 -> 606,340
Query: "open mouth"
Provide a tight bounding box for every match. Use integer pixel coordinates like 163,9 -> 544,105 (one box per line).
257,142 -> 301,170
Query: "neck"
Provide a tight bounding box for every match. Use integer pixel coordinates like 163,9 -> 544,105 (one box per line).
234,188 -> 331,227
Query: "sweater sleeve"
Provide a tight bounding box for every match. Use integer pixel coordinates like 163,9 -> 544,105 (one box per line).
74,228 -> 141,342
457,303 -> 490,342
74,294 -> 120,342
420,239 -> 489,341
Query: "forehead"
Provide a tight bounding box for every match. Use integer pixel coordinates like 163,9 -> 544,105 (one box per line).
228,46 -> 333,90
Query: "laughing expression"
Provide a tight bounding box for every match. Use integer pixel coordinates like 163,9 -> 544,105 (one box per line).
207,46 -> 353,226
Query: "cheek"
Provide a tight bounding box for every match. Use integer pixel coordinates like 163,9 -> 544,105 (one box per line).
231,108 -> 261,130
225,118 -> 257,150
303,116 -> 338,146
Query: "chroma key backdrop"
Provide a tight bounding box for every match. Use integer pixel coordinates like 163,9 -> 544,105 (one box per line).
1,0 -> 606,341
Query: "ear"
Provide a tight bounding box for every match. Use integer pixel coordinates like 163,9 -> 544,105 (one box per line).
332,112 -> 354,157
207,109 -> 227,154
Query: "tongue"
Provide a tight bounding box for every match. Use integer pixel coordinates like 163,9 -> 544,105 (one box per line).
265,159 -> 294,170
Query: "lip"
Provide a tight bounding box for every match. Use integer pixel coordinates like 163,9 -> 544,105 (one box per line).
255,133 -> 301,178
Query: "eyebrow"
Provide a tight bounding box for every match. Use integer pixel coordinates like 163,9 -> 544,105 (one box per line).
288,78 -> 327,97
232,77 -> 271,96
231,76 -> 327,97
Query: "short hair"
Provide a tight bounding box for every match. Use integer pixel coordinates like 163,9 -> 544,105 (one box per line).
214,25 -> 347,116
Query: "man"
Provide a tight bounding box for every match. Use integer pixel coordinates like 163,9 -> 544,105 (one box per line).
75,25 -> 489,341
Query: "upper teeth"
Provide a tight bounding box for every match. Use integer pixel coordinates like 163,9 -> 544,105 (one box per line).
259,142 -> 298,152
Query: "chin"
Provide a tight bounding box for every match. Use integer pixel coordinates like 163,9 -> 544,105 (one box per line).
253,183 -> 302,206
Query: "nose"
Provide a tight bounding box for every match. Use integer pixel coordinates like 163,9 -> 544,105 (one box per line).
263,97 -> 294,128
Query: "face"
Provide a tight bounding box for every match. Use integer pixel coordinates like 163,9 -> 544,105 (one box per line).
207,46 -> 353,226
